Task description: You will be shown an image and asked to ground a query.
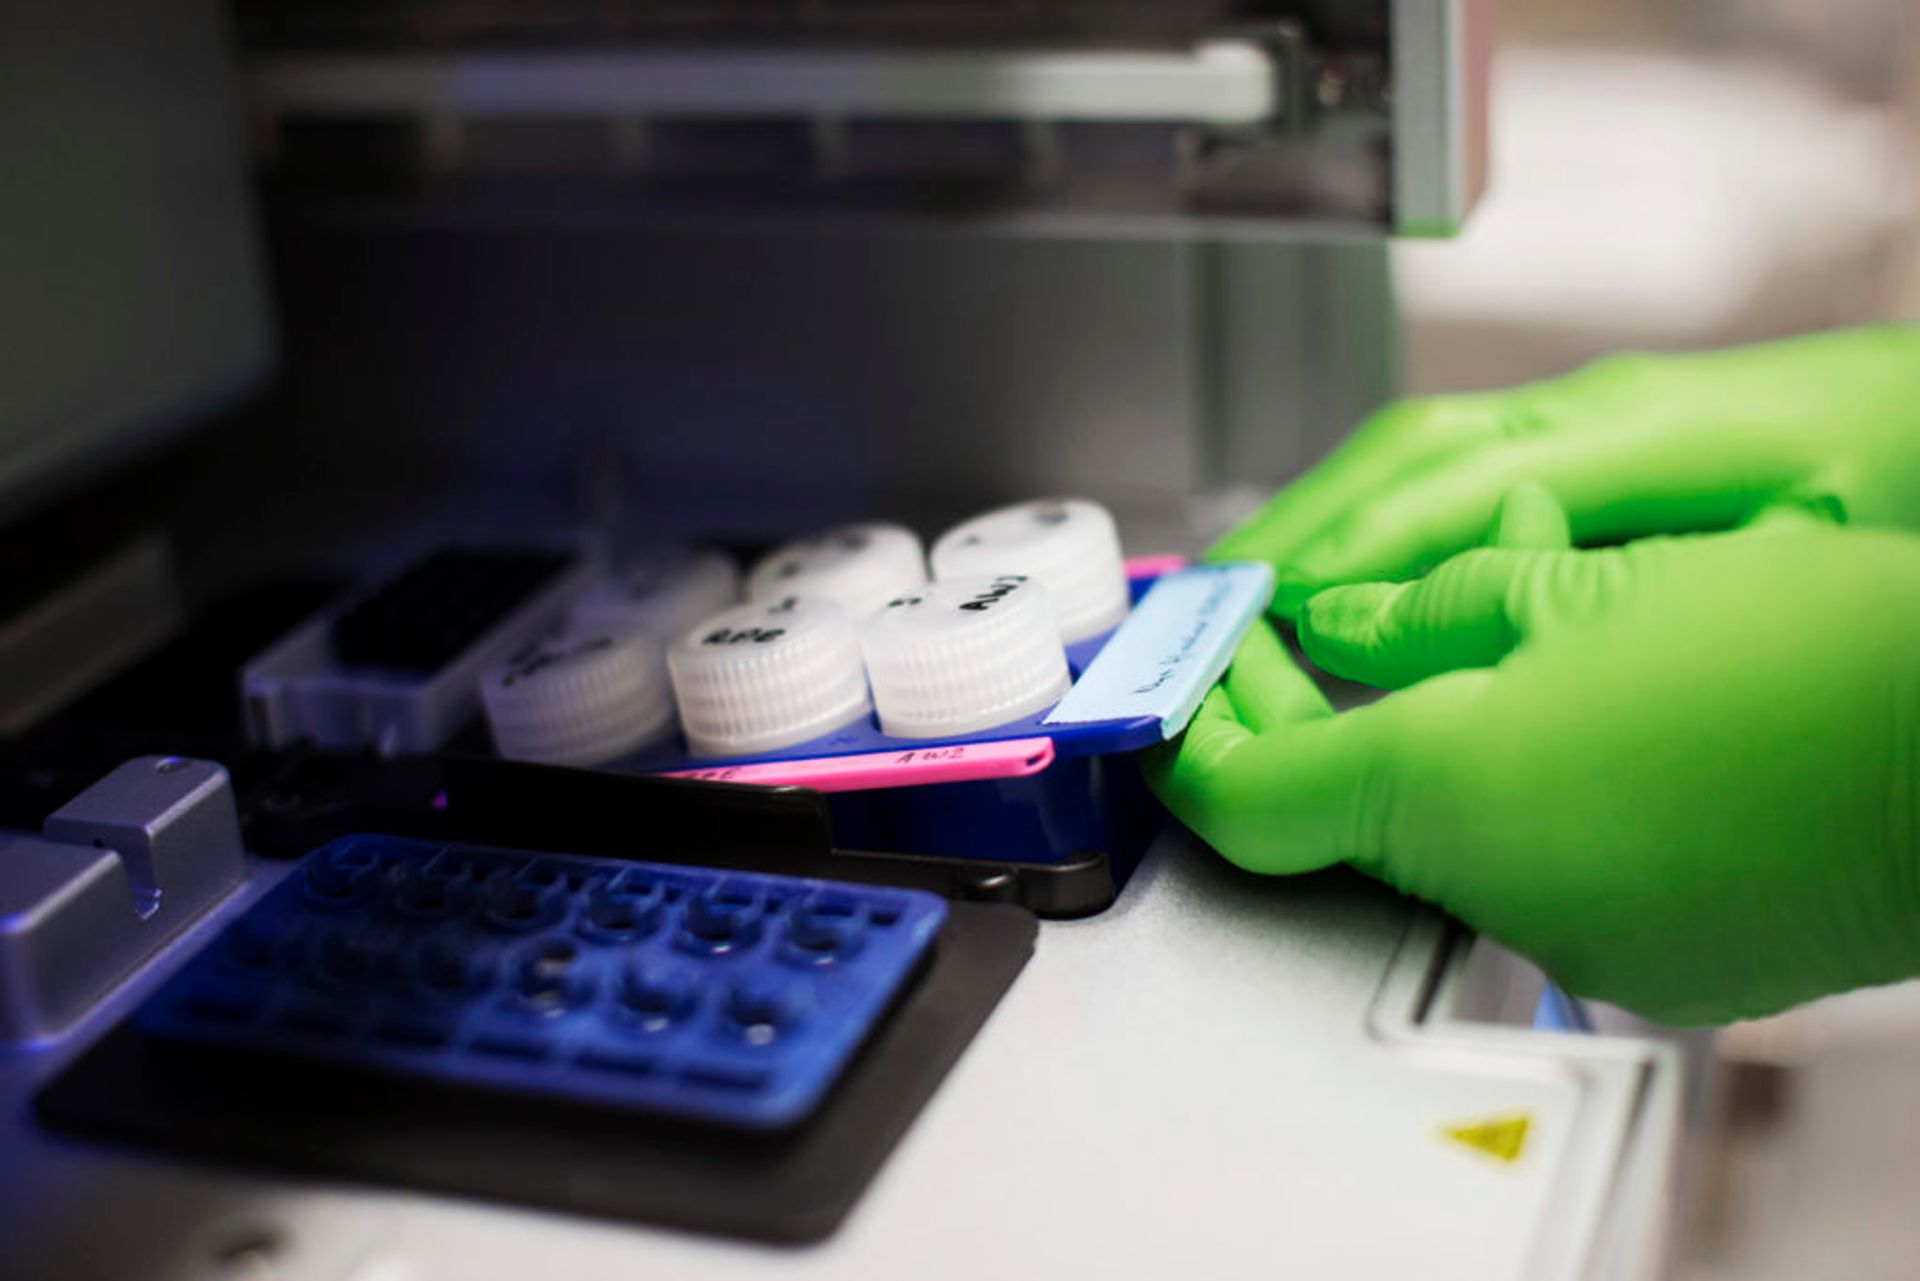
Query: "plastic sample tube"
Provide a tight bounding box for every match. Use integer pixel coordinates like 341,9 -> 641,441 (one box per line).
861,575 -> 1072,738
668,595 -> 873,757
930,498 -> 1129,642
573,545 -> 741,643
481,622 -> 676,767
745,523 -> 926,621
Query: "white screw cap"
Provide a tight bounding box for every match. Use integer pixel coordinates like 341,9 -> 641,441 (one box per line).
745,523 -> 926,621
861,575 -> 1072,739
481,622 -> 675,767
668,595 -> 872,758
930,498 -> 1129,642
573,545 -> 740,642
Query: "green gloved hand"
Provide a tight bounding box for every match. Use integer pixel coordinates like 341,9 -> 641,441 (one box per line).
1209,325 -> 1920,616
1148,489 -> 1920,1024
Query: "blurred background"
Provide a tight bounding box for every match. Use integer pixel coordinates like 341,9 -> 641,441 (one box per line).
3,2 -> 1917,1275
1399,0 -> 1917,388
1403,3 -> 1919,1278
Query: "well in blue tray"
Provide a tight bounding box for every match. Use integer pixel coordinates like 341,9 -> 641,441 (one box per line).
137,835 -> 947,1130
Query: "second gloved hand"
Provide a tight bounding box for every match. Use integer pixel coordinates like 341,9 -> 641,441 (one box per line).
1148,490 -> 1920,1025
1209,325 -> 1920,616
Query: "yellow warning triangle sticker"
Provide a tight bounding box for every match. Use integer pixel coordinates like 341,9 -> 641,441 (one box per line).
1440,1112 -> 1532,1165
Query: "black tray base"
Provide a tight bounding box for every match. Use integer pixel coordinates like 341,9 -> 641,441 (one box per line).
36,900 -> 1036,1244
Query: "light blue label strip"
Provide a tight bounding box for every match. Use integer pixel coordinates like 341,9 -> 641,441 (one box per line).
1044,562 -> 1274,740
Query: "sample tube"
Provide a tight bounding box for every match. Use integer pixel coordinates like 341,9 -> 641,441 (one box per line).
573,545 -> 740,643
745,523 -> 926,621
861,575 -> 1072,738
930,498 -> 1128,642
481,621 -> 676,767
668,596 -> 872,757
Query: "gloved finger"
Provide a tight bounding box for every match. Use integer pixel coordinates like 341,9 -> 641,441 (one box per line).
1295,553 -> 1534,689
1738,481 -> 1848,535
1145,650 -> 1409,875
1205,394 -> 1522,574
1140,622 -> 1303,777
1139,683 -> 1237,797
1140,621 -> 1322,822
1487,480 -> 1573,551
1272,425 -> 1792,614
1297,487 -> 1583,688
1221,617 -> 1332,732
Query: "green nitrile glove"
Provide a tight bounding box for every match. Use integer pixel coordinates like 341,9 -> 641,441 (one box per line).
1209,325 -> 1920,616
1148,489 -> 1920,1025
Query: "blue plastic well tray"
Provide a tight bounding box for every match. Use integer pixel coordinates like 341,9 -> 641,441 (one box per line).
137,835 -> 947,1130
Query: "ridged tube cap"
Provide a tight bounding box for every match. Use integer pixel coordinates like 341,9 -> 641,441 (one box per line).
861,575 -> 1072,739
481,622 -> 675,767
745,523 -> 927,620
573,545 -> 740,642
930,498 -> 1129,642
668,595 -> 872,758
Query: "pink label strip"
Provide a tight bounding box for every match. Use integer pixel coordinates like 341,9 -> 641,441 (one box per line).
661,736 -> 1058,793
1124,552 -> 1190,579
